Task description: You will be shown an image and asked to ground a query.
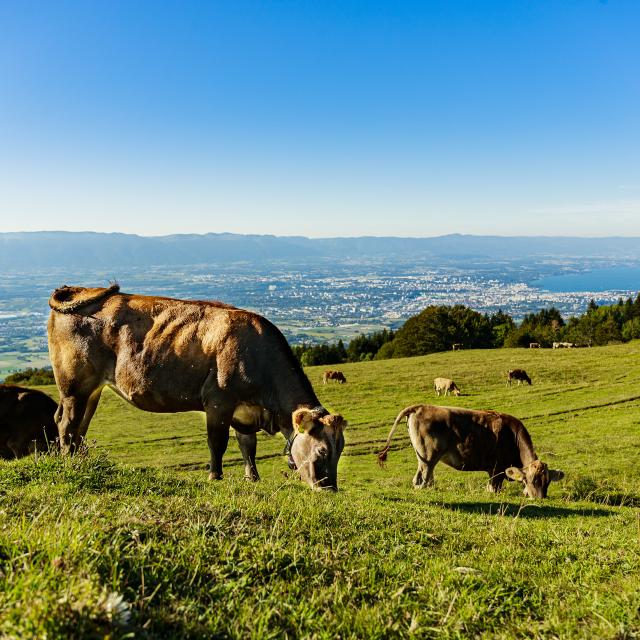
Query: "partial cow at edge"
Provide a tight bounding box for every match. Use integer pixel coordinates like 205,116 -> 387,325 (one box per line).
323,370 -> 347,384
433,377 -> 460,397
506,369 -> 532,386
0,384 -> 58,459
47,284 -> 346,491
377,404 -> 564,498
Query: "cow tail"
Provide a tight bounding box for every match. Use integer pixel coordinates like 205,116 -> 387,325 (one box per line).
377,405 -> 422,467
49,284 -> 120,314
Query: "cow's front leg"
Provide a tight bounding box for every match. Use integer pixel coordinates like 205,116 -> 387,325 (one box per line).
236,431 -> 260,481
487,470 -> 505,492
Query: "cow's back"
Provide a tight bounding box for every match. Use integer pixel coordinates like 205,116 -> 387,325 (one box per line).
48,289 -> 316,415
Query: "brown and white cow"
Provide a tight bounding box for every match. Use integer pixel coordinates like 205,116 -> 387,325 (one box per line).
377,404 -> 564,498
433,377 -> 461,397
0,384 -> 58,459
323,370 -> 347,384
47,285 -> 346,490
506,369 -> 532,386
529,343 -> 541,349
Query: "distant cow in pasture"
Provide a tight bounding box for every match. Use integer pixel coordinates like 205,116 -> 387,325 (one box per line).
433,377 -> 461,397
506,369 -> 532,386
323,370 -> 347,384
452,343 -> 463,351
0,384 -> 58,459
377,404 -> 564,497
529,343 -> 541,349
47,284 -> 347,491
553,342 -> 574,349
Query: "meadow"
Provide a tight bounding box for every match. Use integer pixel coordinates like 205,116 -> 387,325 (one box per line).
1,344 -> 639,638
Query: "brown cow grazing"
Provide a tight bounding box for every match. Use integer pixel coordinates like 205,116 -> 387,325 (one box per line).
47,284 -> 346,491
323,370 -> 347,384
506,369 -> 532,386
0,384 -> 58,458
377,404 -> 563,498
433,377 -> 461,397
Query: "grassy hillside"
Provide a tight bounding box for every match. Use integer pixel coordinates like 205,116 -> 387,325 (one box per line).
1,344 -> 639,638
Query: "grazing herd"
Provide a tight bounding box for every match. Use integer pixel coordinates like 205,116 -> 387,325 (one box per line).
0,284 -> 563,497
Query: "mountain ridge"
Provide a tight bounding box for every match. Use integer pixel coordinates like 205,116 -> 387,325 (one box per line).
2,231 -> 640,268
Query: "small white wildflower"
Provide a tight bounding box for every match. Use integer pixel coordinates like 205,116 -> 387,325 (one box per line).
99,589 -> 132,625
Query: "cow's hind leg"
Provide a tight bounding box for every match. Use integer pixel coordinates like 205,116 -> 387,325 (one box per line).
408,421 -> 441,489
56,394 -> 91,453
56,386 -> 104,454
205,403 -> 234,480
236,431 -> 260,481
412,460 -> 428,487
76,388 -> 103,444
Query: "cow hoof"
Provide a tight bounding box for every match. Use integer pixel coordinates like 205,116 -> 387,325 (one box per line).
244,475 -> 260,482
208,472 -> 223,481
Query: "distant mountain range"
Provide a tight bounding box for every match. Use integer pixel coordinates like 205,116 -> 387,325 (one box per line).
1,231 -> 640,269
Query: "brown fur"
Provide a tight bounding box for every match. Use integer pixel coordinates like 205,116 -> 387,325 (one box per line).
506,369 -> 532,386
48,285 -> 345,488
0,384 -> 58,458
323,370 -> 347,384
378,404 -> 563,497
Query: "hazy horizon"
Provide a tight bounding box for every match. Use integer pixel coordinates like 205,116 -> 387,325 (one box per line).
5,230 -> 640,241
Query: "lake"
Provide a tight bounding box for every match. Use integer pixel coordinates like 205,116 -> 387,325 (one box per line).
534,266 -> 640,293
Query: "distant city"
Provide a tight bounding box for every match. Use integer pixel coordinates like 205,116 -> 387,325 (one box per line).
2,250 -> 639,378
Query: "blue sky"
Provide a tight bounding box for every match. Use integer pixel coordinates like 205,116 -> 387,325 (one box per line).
1,1 -> 639,237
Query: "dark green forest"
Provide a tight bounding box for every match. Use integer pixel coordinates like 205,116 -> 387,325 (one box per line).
293,295 -> 640,365
3,367 -> 55,386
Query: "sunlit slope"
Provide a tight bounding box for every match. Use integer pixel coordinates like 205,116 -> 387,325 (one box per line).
38,341 -> 640,495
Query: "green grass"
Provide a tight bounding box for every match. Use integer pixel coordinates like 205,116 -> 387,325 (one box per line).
1,344 -> 639,638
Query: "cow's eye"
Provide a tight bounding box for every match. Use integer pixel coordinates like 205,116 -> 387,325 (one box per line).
318,447 -> 328,459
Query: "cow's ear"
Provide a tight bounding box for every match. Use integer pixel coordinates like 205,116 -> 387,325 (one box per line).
292,409 -> 315,434
505,467 -> 525,481
548,469 -> 565,482
321,414 -> 347,430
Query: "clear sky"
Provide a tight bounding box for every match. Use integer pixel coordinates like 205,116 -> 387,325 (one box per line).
1,1 -> 639,237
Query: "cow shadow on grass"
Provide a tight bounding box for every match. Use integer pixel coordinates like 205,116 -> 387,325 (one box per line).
440,502 -> 613,519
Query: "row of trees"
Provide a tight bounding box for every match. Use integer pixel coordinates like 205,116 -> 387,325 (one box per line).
292,295 -> 640,365
505,296 -> 640,347
291,329 -> 396,367
4,367 -> 55,386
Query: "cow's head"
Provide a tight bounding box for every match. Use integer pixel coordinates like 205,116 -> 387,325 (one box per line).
452,385 -> 461,396
290,408 -> 346,491
506,460 -> 564,498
